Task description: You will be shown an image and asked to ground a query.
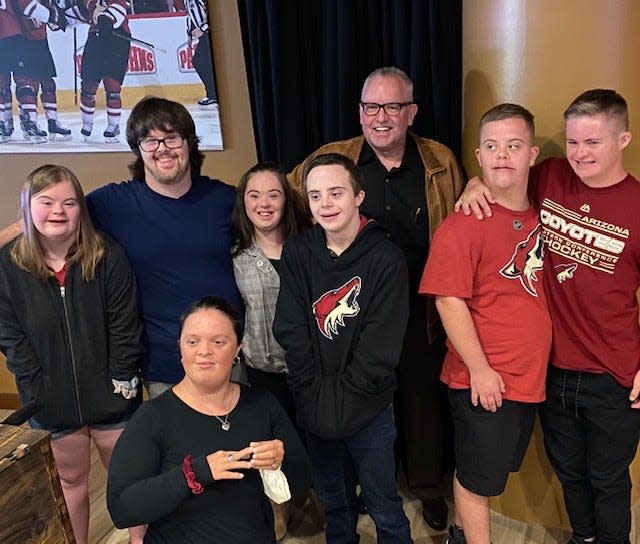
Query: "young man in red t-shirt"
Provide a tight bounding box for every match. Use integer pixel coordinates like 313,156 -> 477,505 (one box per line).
420,104 -> 552,544
456,91 -> 640,544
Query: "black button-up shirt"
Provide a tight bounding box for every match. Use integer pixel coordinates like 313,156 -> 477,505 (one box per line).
358,136 -> 428,286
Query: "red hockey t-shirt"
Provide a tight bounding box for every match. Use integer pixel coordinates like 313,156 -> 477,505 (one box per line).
420,204 -> 552,402
530,158 -> 640,387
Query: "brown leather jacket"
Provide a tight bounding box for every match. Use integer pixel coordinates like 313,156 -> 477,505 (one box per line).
288,132 -> 466,342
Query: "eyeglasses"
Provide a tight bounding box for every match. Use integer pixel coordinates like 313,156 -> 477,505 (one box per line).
360,102 -> 414,116
138,134 -> 185,152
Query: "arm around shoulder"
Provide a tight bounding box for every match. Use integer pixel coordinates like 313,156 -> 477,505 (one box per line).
0,220 -> 23,248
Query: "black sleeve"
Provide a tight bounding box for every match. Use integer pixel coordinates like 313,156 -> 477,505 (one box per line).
272,241 -> 316,392
0,256 -> 42,403
107,402 -> 214,528
103,239 -> 144,381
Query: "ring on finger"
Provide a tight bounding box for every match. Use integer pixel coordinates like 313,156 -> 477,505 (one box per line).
227,453 -> 234,463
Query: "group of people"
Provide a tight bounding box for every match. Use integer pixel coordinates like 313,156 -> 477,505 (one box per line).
0,0 -> 72,142
0,0 -> 131,143
447,90 -> 640,544
0,65 -> 637,544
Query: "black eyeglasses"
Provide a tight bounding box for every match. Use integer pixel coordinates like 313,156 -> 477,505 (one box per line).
360,102 -> 414,116
138,134 -> 185,152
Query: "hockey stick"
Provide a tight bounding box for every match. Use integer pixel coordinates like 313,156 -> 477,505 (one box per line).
73,27 -> 78,105
111,31 -> 167,54
64,12 -> 167,53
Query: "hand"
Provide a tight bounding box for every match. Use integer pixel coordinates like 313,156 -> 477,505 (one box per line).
191,28 -> 203,38
470,366 -> 505,412
49,5 -> 68,31
630,370 -> 640,409
96,14 -> 113,36
92,2 -> 108,23
454,177 -> 496,219
206,446 -> 253,480
249,439 -> 285,470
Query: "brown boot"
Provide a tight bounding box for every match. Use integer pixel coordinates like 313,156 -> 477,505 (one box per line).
271,499 -> 291,541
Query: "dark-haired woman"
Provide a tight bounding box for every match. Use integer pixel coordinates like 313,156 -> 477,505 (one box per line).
231,164 -> 311,538
107,296 -> 311,543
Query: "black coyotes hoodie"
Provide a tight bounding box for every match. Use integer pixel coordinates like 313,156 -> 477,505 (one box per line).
273,219 -> 408,439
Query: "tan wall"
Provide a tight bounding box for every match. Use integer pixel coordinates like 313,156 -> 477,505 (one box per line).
463,0 -> 640,526
462,0 -> 640,178
0,0 -> 257,399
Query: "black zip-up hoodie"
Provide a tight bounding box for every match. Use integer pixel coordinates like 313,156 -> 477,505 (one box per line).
0,236 -> 143,429
273,219 -> 408,439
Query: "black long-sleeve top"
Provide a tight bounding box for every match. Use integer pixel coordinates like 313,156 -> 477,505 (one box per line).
107,386 -> 311,543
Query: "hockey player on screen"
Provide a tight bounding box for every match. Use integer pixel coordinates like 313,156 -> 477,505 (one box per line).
67,0 -> 130,143
2,0 -> 69,142
0,8 -> 21,142
16,0 -> 71,141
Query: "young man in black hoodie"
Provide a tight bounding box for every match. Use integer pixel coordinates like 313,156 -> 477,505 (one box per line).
274,153 -> 412,543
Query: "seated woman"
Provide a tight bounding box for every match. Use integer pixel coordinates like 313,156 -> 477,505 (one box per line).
0,164 -> 145,544
107,296 -> 312,543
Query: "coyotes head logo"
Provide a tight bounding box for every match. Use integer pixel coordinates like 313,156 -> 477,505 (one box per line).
555,263 -> 578,284
500,224 -> 545,296
313,276 -> 362,339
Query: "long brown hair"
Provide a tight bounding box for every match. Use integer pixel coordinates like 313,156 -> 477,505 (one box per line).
11,164 -> 105,281
231,162 -> 311,256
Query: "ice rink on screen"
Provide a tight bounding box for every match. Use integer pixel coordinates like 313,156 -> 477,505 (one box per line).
0,102 -> 222,154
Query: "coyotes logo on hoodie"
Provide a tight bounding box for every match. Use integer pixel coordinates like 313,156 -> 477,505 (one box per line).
312,276 -> 362,339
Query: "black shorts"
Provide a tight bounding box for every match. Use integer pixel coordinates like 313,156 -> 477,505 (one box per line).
0,35 -> 24,72
81,31 -> 130,84
449,388 -> 537,496
14,38 -> 56,79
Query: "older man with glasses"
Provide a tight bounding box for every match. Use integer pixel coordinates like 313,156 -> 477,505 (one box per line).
289,66 -> 465,533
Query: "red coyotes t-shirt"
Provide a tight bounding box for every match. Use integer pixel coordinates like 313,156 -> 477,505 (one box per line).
420,204 -> 552,402
530,158 -> 640,388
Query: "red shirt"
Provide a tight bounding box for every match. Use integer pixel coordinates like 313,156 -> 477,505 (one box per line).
13,0 -> 50,40
0,4 -> 22,39
420,204 -> 552,402
531,158 -> 640,387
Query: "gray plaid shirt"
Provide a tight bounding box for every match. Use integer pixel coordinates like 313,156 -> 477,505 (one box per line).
233,242 -> 287,374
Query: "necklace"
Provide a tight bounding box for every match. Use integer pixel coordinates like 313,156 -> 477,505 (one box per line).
214,414 -> 231,431
183,380 -> 236,431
